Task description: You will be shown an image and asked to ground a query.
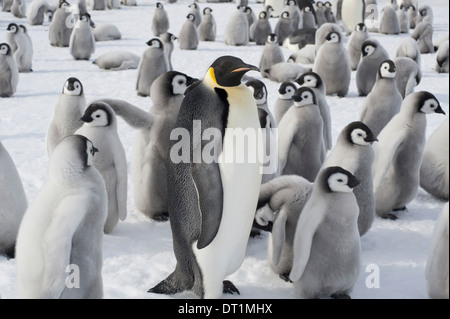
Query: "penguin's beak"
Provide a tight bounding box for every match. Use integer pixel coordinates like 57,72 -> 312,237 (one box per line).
186,76 -> 198,87
231,65 -> 260,74
364,135 -> 378,143
80,115 -> 92,123
92,146 -> 99,154
435,105 -> 446,115
348,175 -> 361,189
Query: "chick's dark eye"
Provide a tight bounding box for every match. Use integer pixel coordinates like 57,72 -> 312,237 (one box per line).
338,179 -> 343,182
178,80 -> 184,85
96,114 -> 101,118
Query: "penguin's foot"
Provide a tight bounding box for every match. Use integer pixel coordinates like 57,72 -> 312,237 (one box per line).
279,273 -> 292,283
381,213 -> 399,220
249,228 -> 262,238
393,206 -> 407,212
223,280 -> 240,295
137,92 -> 149,97
151,212 -> 169,222
331,292 -> 351,299
5,245 -> 15,259
148,276 -> 182,295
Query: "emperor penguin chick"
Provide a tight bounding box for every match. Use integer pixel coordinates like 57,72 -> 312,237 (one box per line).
372,92 -> 446,220
420,116 -> 449,200
359,60 -> 403,137
152,2 -> 169,37
411,22 -> 434,54
76,102 -> 128,233
347,23 -> 370,71
0,43 -> 19,98
69,13 -> 96,60
322,121 -> 378,236
0,141 -> 28,258
198,7 -> 216,42
46,77 -> 86,156
178,13 -> 199,50
290,166 -> 361,299
274,81 -> 298,125
259,33 -> 285,79
48,0 -> 74,47
224,5 -> 249,46
394,56 -> 422,98
16,135 -> 107,299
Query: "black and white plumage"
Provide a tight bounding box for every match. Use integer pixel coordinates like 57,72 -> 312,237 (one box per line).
198,7 -> 216,42
0,43 -> 19,98
152,2 -> 169,37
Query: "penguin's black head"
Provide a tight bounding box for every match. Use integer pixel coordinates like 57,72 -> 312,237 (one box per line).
19,24 -> 28,33
267,33 -> 278,43
362,40 -> 377,57
75,134 -> 99,169
345,121 -> 378,145
203,7 -> 212,15
281,11 -> 290,19
420,8 -> 427,17
317,1 -> 324,8
293,87 -> 317,106
296,71 -> 322,89
415,91 -> 445,115
63,77 -> 84,95
0,43 -> 11,55
245,79 -> 267,101
156,2 -> 163,8
325,31 -> 340,43
378,59 -> 396,78
58,0 -> 70,8
6,23 -> 19,33
208,56 -> 259,87
245,6 -> 253,14
189,2 -> 198,9
186,13 -> 196,22
408,5 -> 415,11
80,102 -> 113,127
325,1 -> 332,8
356,23 -> 366,32
320,166 -> 361,194
159,71 -> 197,97
259,11 -> 267,19
278,81 -> 297,98
146,38 -> 163,49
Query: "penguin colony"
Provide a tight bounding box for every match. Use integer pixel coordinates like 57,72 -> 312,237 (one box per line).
0,0 -> 448,300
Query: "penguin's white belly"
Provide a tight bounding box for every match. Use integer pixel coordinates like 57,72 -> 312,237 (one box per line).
194,86 -> 262,298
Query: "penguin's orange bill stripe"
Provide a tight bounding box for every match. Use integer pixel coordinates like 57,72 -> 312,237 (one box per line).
231,67 -> 251,73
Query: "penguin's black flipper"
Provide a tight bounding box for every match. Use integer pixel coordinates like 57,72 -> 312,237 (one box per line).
192,162 -> 223,250
222,280 -> 240,295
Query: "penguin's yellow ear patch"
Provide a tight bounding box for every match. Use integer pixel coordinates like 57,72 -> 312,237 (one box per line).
209,67 -> 217,85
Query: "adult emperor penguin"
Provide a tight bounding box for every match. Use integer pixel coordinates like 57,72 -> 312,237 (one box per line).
411,21 -> 434,54
313,30 -> 351,97
152,2 -> 169,37
290,166 -> 361,299
395,37 -> 421,67
6,23 -> 33,73
188,2 -> 202,27
372,92 -> 445,220
76,102 -> 128,234
49,0 -> 74,47
359,60 -> 403,137
224,5 -> 249,46
347,23 -> 370,71
259,33 -> 284,79
0,43 -> 19,98
379,5 -> 400,35
274,11 -> 294,46
46,77 -> 86,156
16,135 -> 107,299
420,117 -> 449,200
394,56 -> 422,98
27,0 -> 54,25
178,13 -> 199,50
356,38 -> 390,96
245,78 -> 279,184
322,122 -> 378,236
250,10 -> 273,46
69,13 -> 96,60
256,175 -> 313,281
136,38 -> 168,97
296,71 -> 332,152
198,7 -> 216,42
436,40 -> 449,73
340,0 -> 365,35
426,202 -> 449,299
274,81 -> 298,125
0,141 -> 27,258
96,72 -> 197,221
278,87 -> 325,182
148,56 -> 262,299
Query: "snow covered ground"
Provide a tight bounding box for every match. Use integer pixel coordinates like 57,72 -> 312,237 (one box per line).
0,0 -> 448,299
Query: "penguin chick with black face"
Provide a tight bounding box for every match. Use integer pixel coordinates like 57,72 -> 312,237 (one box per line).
313,30 -> 351,97
49,0 -> 74,47
149,56 -> 262,299
152,2 -> 169,37
198,7 -> 216,42
285,0 -> 303,30
322,122 -> 378,236
76,102 -> 128,233
178,13 -> 199,50
159,32 -> 176,71
372,92 -> 446,220
290,166 -> 361,299
0,141 -> 27,258
278,87 -> 325,182
224,5 -> 249,46
16,135 -> 107,298
359,60 -> 403,137
420,116 -> 449,200
274,81 -> 298,125
0,43 -> 19,98
46,77 -> 86,156
136,38 -> 168,97
347,23 -> 370,71
250,10 -> 273,46
296,71 -> 332,152
398,4 -> 410,33
259,33 -> 284,79
188,2 -> 202,27
356,38 -> 390,96
69,13 -> 95,60
6,23 -> 33,73
274,11 -> 293,45
256,175 -> 313,281
426,202 -> 449,299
